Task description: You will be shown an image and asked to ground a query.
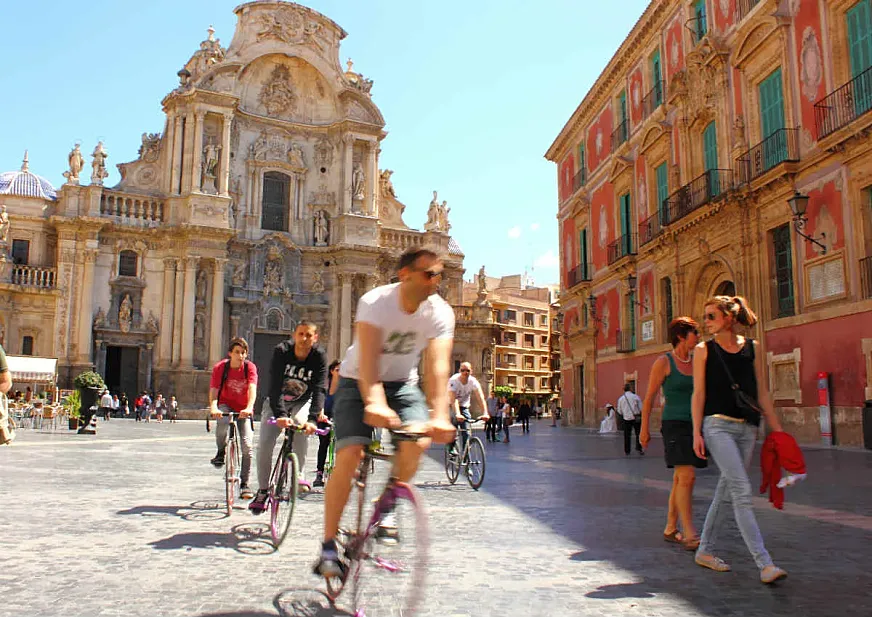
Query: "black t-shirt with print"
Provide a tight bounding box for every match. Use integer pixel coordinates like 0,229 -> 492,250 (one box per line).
268,341 -> 328,421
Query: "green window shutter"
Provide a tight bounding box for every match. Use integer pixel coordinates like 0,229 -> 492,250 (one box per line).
773,224 -> 795,317
580,228 -> 589,277
651,50 -> 663,105
759,68 -> 786,169
620,193 -> 633,254
695,0 -> 707,41
847,1 -> 872,116
656,162 -> 669,222
619,90 -> 627,123
578,143 -> 586,182
703,122 -> 721,197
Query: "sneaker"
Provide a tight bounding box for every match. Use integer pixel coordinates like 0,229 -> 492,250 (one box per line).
248,489 -> 269,515
240,484 -> 254,500
760,565 -> 787,584
210,455 -> 224,468
695,553 -> 731,572
313,473 -> 324,488
314,542 -> 346,579
298,480 -> 312,494
375,511 -> 399,544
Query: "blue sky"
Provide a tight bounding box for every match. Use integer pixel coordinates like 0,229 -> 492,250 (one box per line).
0,0 -> 648,284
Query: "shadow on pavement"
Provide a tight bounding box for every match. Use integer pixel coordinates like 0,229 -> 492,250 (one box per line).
148,522 -> 276,555
273,588 -> 353,617
117,500 -> 229,522
414,479 -> 475,493
199,612 -> 277,617
584,581 -> 657,600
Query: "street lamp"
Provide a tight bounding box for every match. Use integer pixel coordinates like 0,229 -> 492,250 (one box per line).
787,191 -> 827,254
626,274 -> 646,308
587,293 -> 598,321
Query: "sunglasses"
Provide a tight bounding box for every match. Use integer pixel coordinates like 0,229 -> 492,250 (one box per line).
460,368 -> 470,373
416,268 -> 443,279
704,312 -> 719,321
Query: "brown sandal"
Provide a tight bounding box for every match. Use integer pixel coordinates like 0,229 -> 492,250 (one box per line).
682,536 -> 700,551
663,530 -> 684,544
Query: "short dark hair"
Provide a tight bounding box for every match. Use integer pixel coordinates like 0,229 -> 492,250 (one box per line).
623,383 -> 632,392
668,317 -> 700,347
228,336 -> 249,354
295,320 -> 319,333
397,246 -> 443,272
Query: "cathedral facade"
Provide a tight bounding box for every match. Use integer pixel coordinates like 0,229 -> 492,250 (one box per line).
0,2 -> 465,407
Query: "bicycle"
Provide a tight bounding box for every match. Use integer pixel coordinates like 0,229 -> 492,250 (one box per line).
325,427 -> 429,617
265,418 -> 330,548
216,410 -> 244,517
444,417 -> 486,489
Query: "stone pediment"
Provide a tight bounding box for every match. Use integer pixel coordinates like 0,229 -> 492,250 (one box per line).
257,231 -> 300,254
339,91 -> 385,127
608,156 -> 633,182
115,133 -> 163,194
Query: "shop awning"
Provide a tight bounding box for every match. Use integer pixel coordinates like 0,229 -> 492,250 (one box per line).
6,356 -> 58,383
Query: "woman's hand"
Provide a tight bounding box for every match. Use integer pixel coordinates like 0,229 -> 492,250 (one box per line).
693,433 -> 706,460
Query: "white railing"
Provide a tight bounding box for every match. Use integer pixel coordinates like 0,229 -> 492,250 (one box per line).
10,265 -> 56,289
379,229 -> 425,251
100,190 -> 166,224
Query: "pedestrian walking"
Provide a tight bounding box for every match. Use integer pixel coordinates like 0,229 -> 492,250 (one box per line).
518,399 -> 532,434
617,384 -> 644,455
111,394 -> 119,419
120,393 -> 129,417
99,390 -> 113,421
168,395 -> 178,423
501,397 -> 512,443
485,391 -> 499,442
640,317 -> 705,551
153,393 -> 167,423
692,295 -> 787,584
140,391 -> 152,422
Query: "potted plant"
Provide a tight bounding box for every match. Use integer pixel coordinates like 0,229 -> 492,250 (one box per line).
73,371 -> 106,432
66,390 -> 82,430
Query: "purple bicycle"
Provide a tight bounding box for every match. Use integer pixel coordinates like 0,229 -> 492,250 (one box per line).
326,428 -> 429,617
266,419 -> 330,548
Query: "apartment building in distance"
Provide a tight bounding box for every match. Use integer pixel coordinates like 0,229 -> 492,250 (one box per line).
546,0 -> 872,444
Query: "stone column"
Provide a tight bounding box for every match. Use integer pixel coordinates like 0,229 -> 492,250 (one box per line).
182,112 -> 196,194
230,314 -> 241,339
329,270 -> 340,360
145,343 -> 154,391
171,114 -> 183,195
342,134 -> 354,213
159,258 -> 177,368
172,258 -> 185,366
163,115 -> 176,194
180,256 -> 198,368
219,114 -> 232,196
366,141 -> 378,216
339,272 -> 353,354
192,111 -> 205,193
364,273 -> 380,292
209,258 -> 226,366
76,247 -> 98,364
95,340 -> 107,376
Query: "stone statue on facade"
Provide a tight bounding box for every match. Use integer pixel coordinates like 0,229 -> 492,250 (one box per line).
311,269 -> 325,294
138,133 -> 161,163
118,294 -> 133,333
194,313 -> 206,347
351,162 -> 366,202
288,143 -> 306,168
93,306 -> 106,329
314,210 -> 329,246
0,205 -> 9,244
145,311 -> 159,333
202,142 -> 220,193
424,191 -> 450,232
732,115 -> 747,150
196,270 -> 208,304
379,169 -> 396,198
91,142 -> 109,185
478,265 -> 487,294
263,246 -> 283,296
438,200 -> 451,232
231,261 -> 247,287
63,144 -> 85,184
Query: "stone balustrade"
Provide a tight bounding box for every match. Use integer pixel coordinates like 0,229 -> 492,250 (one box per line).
379,228 -> 425,251
454,306 -> 475,323
10,265 -> 56,289
100,190 -> 166,225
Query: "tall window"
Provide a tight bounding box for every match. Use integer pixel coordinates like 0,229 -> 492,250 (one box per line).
261,171 -> 291,232
579,228 -> 589,277
119,250 -> 138,277
703,121 -> 721,196
619,90 -> 628,140
694,0 -> 708,42
21,336 -> 33,356
662,277 -> 673,338
656,162 -> 669,223
772,224 -> 795,318
11,239 -> 29,265
651,49 -> 663,106
759,68 -> 786,168
578,143 -> 586,184
619,193 -> 632,254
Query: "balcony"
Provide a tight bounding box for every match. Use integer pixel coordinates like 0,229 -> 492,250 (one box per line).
638,211 -> 662,247
662,169 -> 733,226
611,119 -> 629,152
735,128 -> 800,185
861,256 -> 872,300
616,329 -> 636,353
736,0 -> 761,23
814,65 -> 872,139
9,265 -> 56,289
100,190 -> 166,225
607,233 -> 637,266
566,264 -> 591,289
572,168 -> 587,193
687,16 -> 707,46
641,81 -> 665,120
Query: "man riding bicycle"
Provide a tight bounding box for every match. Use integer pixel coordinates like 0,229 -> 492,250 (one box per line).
249,321 -> 326,514
314,246 -> 456,578
209,337 -> 258,500
447,362 -> 489,454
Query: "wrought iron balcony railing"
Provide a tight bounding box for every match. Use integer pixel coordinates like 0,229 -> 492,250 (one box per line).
611,118 -> 629,152
687,16 -> 707,45
735,127 -> 800,185
662,169 -> 733,226
572,167 -> 587,193
814,65 -> 872,138
616,329 -> 636,353
638,211 -> 663,247
566,264 -> 592,289
736,0 -> 761,23
641,81 -> 665,120
607,233 -> 637,265
861,256 -> 872,300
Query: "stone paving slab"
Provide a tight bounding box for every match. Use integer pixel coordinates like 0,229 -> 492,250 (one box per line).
1,419 -> 871,617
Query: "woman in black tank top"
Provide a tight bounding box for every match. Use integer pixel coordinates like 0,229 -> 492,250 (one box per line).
690,296 -> 788,584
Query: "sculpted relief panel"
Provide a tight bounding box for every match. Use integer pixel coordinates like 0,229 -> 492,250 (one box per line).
241,57 -> 339,123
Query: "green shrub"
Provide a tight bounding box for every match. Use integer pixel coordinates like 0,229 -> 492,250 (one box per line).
73,371 -> 106,390
66,390 -> 82,419
493,385 -> 513,398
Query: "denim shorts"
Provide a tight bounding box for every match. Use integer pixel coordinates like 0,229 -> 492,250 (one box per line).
332,377 -> 430,450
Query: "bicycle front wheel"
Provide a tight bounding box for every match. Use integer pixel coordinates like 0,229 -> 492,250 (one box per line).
225,438 -> 238,516
465,437 -> 486,490
270,452 -> 299,548
444,445 -> 460,484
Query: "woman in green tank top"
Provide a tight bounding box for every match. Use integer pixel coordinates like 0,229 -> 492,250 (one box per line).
640,317 -> 705,550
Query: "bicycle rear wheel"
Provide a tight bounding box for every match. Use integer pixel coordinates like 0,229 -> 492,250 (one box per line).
352,482 -> 429,617
444,444 -> 460,484
465,437 -> 486,490
225,438 -> 237,516
270,451 -> 299,548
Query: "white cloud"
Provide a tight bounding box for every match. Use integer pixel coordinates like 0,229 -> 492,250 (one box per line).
530,223 -> 540,231
507,226 -> 522,239
534,250 -> 559,268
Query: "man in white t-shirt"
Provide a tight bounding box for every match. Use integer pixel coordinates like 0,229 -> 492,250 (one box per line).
448,361 -> 489,453
315,246 -> 457,579
616,383 -> 644,456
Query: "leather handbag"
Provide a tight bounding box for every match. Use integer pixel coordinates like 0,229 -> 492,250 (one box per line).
712,342 -> 762,425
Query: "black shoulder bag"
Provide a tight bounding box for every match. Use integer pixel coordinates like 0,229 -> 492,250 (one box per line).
711,341 -> 762,426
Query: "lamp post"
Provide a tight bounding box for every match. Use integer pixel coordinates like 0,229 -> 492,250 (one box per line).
787,191 -> 827,254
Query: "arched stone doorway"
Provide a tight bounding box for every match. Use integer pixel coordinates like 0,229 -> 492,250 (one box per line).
688,260 -> 736,322
714,280 -> 736,297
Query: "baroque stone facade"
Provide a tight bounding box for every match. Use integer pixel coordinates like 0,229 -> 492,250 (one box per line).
547,0 -> 872,445
0,2 -> 466,408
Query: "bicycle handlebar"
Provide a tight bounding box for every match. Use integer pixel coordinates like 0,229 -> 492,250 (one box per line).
266,417 -> 330,436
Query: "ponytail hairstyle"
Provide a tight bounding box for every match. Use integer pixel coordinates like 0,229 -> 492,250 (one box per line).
704,295 -> 758,327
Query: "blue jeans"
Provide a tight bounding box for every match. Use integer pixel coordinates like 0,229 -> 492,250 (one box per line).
697,416 -> 773,569
452,408 -> 472,453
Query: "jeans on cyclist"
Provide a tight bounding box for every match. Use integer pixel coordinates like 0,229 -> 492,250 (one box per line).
214,403 -> 254,485
257,398 -> 311,491
452,407 -> 472,454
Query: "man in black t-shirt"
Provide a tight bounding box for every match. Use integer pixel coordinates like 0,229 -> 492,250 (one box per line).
249,321 -> 327,514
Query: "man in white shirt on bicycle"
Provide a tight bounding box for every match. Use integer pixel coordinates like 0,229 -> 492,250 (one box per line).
447,362 -> 489,454
314,246 -> 457,578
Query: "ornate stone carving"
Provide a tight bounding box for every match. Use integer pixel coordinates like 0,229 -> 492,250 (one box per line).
231,261 -> 247,287
263,245 -> 284,296
311,269 -> 325,294
0,205 -> 9,245
351,162 -> 366,201
93,306 -> 106,328
138,133 -> 161,163
145,311 -> 159,333
256,11 -> 325,49
344,59 -> 374,95
196,270 -> 208,305
800,26 -> 823,103
314,210 -> 329,246
314,137 -> 333,167
308,187 -> 335,207
424,191 -> 451,232
118,294 -> 133,333
259,65 -> 297,116
90,141 -> 109,185
194,313 -> 206,348
379,169 -> 396,198
63,143 -> 85,184
732,115 -> 747,150
288,142 -> 306,168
